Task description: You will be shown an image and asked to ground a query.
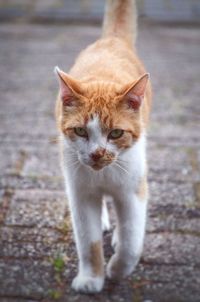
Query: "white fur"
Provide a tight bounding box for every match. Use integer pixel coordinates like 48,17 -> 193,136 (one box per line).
61,115 -> 148,292
101,197 -> 111,232
72,275 -> 104,293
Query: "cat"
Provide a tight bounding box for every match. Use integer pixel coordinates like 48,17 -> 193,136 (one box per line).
55,0 -> 152,294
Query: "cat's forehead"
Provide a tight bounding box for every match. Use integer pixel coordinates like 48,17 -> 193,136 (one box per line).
86,114 -> 109,134
83,109 -> 115,131
72,82 -> 123,129
83,81 -> 121,101
87,115 -> 103,138
87,115 -> 100,130
80,100 -> 130,131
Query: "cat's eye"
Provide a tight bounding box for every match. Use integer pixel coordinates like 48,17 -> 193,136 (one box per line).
108,129 -> 124,140
74,127 -> 88,138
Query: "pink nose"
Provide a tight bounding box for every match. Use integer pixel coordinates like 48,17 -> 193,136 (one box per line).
90,149 -> 105,161
90,152 -> 103,162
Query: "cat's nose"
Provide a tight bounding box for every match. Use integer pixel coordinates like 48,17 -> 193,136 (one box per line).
90,149 -> 105,162
90,152 -> 103,162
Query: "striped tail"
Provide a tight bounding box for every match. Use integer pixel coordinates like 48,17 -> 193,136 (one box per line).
102,0 -> 137,46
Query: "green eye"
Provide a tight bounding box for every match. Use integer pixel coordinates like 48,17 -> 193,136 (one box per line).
108,129 -> 124,140
74,127 -> 88,138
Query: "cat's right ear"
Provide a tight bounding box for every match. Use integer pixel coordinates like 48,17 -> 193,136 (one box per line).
119,73 -> 150,112
54,66 -> 82,107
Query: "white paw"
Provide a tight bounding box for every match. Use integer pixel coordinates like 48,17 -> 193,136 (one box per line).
106,254 -> 123,280
71,275 -> 104,293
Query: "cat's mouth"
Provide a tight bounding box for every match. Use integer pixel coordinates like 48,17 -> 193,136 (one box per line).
91,160 -> 113,171
79,154 -> 114,171
91,163 -> 104,170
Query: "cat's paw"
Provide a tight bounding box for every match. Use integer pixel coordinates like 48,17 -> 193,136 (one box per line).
106,254 -> 137,280
106,254 -> 124,280
71,275 -> 104,293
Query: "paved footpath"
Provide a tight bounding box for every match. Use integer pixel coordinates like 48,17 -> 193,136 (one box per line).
0,22 -> 200,302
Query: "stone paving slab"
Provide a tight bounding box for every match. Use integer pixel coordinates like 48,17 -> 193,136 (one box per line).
0,22 -> 200,302
148,216 -> 200,234
0,145 -> 61,178
144,233 -> 200,265
0,226 -> 68,258
132,263 -> 200,302
5,190 -> 67,227
0,259 -> 55,299
0,175 -> 64,191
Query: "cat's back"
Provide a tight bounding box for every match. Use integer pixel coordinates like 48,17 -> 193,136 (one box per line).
69,37 -> 146,85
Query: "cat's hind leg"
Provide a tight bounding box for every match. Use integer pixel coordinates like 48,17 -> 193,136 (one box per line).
111,227 -> 118,251
107,177 -> 148,280
101,196 -> 111,232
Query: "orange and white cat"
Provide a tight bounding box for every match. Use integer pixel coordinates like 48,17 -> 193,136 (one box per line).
55,0 -> 151,293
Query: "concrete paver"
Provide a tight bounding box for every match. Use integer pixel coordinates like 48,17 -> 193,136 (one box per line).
0,22 -> 200,301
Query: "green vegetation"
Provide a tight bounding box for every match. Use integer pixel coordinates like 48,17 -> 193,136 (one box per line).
53,256 -> 65,273
48,289 -> 62,300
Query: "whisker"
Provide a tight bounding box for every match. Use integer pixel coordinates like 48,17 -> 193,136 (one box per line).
63,159 -> 78,166
64,156 -> 77,161
73,162 -> 81,175
63,152 -> 77,158
63,158 -> 79,168
64,148 -> 77,153
63,149 -> 78,156
65,161 -> 80,170
117,158 -> 130,164
63,153 -> 77,158
114,161 -> 130,176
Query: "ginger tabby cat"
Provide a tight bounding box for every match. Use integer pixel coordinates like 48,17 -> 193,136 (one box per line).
55,0 -> 152,293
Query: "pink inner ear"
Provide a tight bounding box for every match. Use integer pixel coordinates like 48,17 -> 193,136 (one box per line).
58,75 -> 74,106
62,95 -> 74,107
124,73 -> 149,111
60,85 -> 73,106
127,94 -> 142,111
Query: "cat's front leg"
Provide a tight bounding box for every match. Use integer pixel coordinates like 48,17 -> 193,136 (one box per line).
107,178 -> 148,279
68,190 -> 104,293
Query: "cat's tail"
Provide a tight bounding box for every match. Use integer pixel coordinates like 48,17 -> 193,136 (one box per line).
102,0 -> 137,46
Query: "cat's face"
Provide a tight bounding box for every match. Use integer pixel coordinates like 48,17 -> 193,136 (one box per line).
63,114 -> 136,171
55,67 -> 149,171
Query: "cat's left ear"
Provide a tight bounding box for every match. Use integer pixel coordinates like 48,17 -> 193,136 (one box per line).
122,73 -> 150,111
54,66 -> 83,107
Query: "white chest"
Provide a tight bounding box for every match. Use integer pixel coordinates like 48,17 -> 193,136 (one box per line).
63,134 -> 146,197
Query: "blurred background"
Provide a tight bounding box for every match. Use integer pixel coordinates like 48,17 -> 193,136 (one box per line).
0,1 -> 200,302
0,0 -> 200,23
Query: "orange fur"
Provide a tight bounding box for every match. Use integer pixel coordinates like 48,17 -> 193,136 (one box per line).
137,175 -> 148,200
55,0 -> 152,292
90,241 -> 104,276
102,0 -> 137,45
55,1 -> 152,150
90,148 -> 115,170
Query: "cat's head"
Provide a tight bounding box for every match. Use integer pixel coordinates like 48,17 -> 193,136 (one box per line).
55,67 -> 149,171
